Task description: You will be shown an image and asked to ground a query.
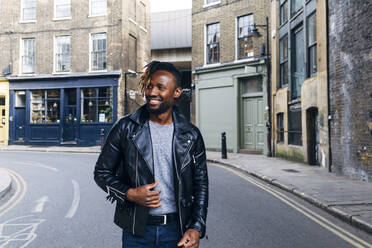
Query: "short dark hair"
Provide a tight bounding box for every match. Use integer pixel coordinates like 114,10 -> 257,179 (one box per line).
139,61 -> 182,93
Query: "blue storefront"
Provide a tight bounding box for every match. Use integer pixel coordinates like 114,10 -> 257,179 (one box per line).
8,72 -> 120,146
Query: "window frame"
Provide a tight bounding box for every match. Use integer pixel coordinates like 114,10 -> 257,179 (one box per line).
279,35 -> 288,88
205,22 -> 220,65
54,0 -> 71,20
279,0 -> 288,26
307,11 -> 317,78
20,0 -> 36,22
277,113 -> 284,143
90,33 -> 107,71
89,0 -> 107,17
290,0 -> 303,17
54,35 -> 71,73
203,0 -> 221,8
288,107 -> 302,146
30,89 -> 61,125
21,38 -> 36,74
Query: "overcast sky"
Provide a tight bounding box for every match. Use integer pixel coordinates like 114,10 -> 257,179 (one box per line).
149,0 -> 192,12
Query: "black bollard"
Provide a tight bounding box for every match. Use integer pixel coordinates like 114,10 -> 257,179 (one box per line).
100,128 -> 105,151
221,132 -> 227,159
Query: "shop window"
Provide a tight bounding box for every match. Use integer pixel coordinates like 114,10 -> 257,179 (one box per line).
288,108 -> 302,146
91,33 -> 107,71
280,0 -> 288,25
291,0 -> 302,17
0,97 -> 5,106
30,90 -> 60,124
206,23 -> 220,64
90,0 -> 106,16
21,38 -> 35,74
81,87 -> 112,123
277,113 -> 284,143
21,0 -> 36,21
237,14 -> 254,59
15,91 -> 26,107
55,36 -> 70,72
279,35 -> 288,88
55,0 -> 70,19
307,12 -> 317,78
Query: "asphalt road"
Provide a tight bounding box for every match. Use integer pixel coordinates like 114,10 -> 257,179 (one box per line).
0,151 -> 371,248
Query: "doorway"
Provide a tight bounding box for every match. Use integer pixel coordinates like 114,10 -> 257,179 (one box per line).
307,107 -> 319,165
14,91 -> 26,143
62,89 -> 77,143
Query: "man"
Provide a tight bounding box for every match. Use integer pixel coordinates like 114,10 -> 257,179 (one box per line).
94,61 -> 208,248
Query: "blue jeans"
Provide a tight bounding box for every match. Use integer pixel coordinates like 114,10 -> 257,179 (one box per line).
122,221 -> 182,248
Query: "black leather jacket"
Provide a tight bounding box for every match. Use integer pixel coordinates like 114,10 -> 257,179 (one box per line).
94,105 -> 208,238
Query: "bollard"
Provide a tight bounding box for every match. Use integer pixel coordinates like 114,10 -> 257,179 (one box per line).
221,132 -> 227,159
100,128 -> 105,151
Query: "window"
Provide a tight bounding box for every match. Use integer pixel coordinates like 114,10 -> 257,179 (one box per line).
15,91 -> 26,107
90,0 -> 106,16
0,97 -> 5,106
291,25 -> 305,99
206,23 -> 220,64
307,12 -> 317,77
291,0 -> 302,16
55,36 -> 70,72
205,0 -> 220,4
21,0 -> 36,21
81,87 -> 113,123
237,14 -> 254,59
91,33 -> 107,71
30,90 -> 60,124
128,35 -> 137,71
139,1 -> 146,27
288,108 -> 302,145
277,113 -> 284,143
280,0 -> 288,25
55,0 -> 70,19
279,35 -> 288,88
242,77 -> 263,94
21,38 -> 35,74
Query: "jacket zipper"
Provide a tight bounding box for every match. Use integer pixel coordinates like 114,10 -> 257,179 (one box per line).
180,141 -> 194,172
173,137 -> 184,236
132,150 -> 138,234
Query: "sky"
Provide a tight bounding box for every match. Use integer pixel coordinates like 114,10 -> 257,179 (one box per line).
149,0 -> 192,12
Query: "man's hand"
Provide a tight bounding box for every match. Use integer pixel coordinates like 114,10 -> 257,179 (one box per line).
177,229 -> 200,248
126,181 -> 161,208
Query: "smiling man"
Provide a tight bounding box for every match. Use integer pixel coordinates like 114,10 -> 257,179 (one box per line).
94,61 -> 208,248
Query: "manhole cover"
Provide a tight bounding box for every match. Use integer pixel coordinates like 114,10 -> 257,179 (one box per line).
282,169 -> 300,173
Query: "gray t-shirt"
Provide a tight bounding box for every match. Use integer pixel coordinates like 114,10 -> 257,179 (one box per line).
148,120 -> 177,215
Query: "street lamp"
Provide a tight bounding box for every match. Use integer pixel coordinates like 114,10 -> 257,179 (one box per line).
124,71 -> 140,115
249,16 -> 272,157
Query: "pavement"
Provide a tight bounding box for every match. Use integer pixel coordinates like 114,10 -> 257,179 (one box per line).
0,145 -> 371,235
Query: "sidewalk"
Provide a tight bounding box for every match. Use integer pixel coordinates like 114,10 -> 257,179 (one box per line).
207,151 -> 372,234
1,145 -> 371,234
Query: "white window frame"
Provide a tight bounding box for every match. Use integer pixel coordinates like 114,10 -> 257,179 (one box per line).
203,0 -> 221,8
89,33 -> 107,72
54,0 -> 71,20
54,35 -> 71,74
89,0 -> 107,17
20,0 -> 36,23
20,38 -> 36,75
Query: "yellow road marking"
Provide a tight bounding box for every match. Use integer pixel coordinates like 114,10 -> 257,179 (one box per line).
0,169 -> 27,217
213,164 -> 372,248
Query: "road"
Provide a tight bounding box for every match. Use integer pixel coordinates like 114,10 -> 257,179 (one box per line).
0,151 -> 371,248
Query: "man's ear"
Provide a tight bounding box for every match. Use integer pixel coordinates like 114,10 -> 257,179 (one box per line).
174,87 -> 182,99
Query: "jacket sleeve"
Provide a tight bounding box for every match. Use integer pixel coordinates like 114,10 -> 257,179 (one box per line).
188,129 -> 209,238
94,119 -> 131,205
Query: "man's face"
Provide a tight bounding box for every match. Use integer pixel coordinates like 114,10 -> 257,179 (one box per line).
145,70 -> 181,115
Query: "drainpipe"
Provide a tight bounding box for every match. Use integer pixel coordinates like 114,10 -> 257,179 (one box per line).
326,0 -> 332,172
266,16 -> 272,157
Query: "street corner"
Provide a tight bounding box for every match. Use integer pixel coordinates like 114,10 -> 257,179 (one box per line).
0,168 -> 11,199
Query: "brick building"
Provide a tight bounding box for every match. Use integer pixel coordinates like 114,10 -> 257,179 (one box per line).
0,0 -> 150,146
270,0 -> 329,168
192,0 -> 271,154
328,0 -> 372,181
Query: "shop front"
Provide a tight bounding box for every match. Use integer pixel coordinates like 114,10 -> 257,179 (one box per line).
0,78 -> 10,145
8,73 -> 119,146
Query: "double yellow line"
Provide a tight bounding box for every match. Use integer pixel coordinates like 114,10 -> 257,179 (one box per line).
214,164 -> 372,248
0,168 -> 27,217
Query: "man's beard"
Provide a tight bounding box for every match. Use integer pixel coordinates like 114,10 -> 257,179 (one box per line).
146,100 -> 172,115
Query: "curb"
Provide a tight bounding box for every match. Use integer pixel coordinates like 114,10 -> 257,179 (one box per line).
207,158 -> 372,235
0,170 -> 12,199
0,147 -> 100,154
